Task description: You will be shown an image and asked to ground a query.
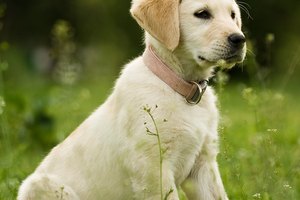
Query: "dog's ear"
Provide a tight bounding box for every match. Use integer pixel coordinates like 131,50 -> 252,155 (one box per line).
130,0 -> 180,51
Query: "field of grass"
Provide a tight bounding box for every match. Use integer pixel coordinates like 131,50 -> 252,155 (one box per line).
1,0 -> 300,198
218,83 -> 300,200
0,66 -> 299,199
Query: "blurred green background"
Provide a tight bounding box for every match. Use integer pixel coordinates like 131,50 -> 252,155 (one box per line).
0,0 -> 299,199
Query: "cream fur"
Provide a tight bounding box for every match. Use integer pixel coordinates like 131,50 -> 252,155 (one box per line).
18,0 -> 246,199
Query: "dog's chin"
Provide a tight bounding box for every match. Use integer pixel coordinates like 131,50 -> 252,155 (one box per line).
216,54 -> 245,68
197,54 -> 245,68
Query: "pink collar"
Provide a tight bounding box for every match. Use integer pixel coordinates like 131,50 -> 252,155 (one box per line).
143,46 -> 208,105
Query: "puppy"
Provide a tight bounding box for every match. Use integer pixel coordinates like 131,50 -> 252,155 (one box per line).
18,0 -> 246,199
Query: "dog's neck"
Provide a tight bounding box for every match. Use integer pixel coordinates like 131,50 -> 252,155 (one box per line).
145,34 -> 215,82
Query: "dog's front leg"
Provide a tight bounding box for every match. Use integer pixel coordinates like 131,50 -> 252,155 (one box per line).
185,137 -> 228,200
194,158 -> 228,200
131,165 -> 179,200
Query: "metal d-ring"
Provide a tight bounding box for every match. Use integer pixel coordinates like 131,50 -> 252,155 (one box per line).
186,81 -> 203,105
185,80 -> 208,105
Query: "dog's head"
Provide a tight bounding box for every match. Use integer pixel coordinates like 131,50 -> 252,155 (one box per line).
130,0 -> 246,68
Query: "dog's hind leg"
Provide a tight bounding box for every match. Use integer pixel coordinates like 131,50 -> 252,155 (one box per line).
17,173 -> 80,200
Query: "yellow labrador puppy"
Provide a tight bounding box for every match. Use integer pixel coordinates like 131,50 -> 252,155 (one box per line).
18,0 -> 246,199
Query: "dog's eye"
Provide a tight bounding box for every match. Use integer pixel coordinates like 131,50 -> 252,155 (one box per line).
231,11 -> 236,19
194,10 -> 211,19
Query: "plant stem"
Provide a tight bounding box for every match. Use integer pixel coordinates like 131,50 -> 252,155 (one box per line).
146,109 -> 164,200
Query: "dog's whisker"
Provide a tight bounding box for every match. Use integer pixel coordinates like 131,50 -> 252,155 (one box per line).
237,1 -> 253,20
246,48 -> 256,56
238,1 -> 252,9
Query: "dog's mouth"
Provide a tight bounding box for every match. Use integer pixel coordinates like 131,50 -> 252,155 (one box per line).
198,53 -> 244,66
224,54 -> 244,63
198,55 -> 207,61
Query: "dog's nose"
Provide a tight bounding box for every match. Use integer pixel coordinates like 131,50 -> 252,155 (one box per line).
228,33 -> 246,48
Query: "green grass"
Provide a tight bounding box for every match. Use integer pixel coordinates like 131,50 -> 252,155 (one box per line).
218,84 -> 300,200
0,72 -> 299,199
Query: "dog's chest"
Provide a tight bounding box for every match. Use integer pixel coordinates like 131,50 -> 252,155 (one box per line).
167,129 -> 205,185
161,99 -> 219,184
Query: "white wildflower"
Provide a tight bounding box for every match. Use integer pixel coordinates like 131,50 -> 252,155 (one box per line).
253,193 -> 261,199
267,128 -> 278,133
0,96 -> 5,115
283,183 -> 292,189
